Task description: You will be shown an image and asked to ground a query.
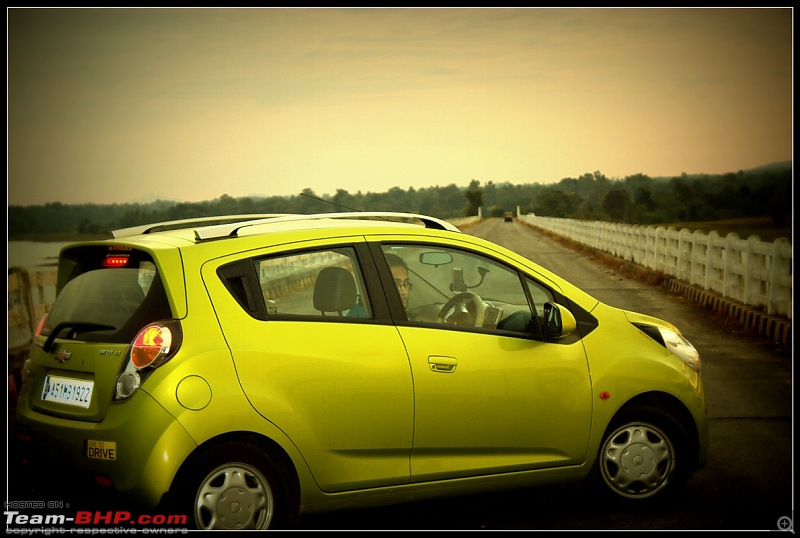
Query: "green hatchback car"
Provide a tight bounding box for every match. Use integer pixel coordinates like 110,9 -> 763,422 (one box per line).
14,212 -> 708,530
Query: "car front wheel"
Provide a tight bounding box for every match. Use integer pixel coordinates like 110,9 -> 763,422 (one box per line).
596,406 -> 690,501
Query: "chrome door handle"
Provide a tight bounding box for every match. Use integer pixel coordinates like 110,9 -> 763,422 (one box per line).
428,355 -> 457,373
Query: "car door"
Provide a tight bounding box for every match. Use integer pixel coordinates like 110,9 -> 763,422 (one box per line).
375,242 -> 593,482
205,242 -> 414,492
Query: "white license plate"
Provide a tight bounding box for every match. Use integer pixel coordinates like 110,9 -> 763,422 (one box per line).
41,375 -> 93,408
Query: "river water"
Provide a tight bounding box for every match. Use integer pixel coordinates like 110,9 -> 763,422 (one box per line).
7,241 -> 71,272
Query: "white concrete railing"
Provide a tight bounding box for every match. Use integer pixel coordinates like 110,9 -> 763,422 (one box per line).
448,215 -> 481,228
522,214 -> 792,319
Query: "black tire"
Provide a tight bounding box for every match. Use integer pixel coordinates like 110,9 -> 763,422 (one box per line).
172,442 -> 291,530
593,405 -> 690,502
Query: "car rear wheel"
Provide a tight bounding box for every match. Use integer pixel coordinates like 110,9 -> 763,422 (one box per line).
173,442 -> 289,530
595,406 -> 690,501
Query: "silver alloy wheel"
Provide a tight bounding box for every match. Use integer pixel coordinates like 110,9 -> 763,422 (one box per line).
195,462 -> 274,530
599,422 -> 676,499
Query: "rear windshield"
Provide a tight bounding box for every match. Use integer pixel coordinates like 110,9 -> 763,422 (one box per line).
42,246 -> 173,344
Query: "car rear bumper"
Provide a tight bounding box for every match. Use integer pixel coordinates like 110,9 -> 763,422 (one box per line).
13,389 -> 197,510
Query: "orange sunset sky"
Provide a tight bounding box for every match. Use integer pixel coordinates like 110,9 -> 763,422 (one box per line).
7,7 -> 792,206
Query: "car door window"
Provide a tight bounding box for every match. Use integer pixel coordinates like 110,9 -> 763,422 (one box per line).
524,276 -> 556,336
256,247 -> 372,318
380,244 -> 535,334
525,276 -> 555,317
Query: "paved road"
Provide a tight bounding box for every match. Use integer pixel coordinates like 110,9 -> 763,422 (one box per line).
299,219 -> 793,531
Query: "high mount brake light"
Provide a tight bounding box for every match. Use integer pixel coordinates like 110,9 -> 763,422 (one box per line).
131,324 -> 173,369
102,255 -> 130,268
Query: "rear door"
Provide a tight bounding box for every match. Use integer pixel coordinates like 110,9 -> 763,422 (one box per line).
204,240 -> 415,492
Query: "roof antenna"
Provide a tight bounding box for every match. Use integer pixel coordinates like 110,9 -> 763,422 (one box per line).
294,192 -> 457,231
299,192 -> 395,223
300,192 -> 362,212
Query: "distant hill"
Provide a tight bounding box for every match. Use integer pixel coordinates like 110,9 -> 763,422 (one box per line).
740,161 -> 792,174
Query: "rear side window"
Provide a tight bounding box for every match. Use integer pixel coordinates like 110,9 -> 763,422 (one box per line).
256,247 -> 372,319
42,246 -> 172,343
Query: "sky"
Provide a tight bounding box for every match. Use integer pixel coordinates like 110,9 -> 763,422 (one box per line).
7,7 -> 793,207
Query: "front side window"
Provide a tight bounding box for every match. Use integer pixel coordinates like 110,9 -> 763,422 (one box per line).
379,244 -> 540,335
256,247 -> 372,319
526,276 -> 555,318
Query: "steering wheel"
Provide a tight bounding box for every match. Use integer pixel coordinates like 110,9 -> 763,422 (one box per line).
436,292 -> 486,327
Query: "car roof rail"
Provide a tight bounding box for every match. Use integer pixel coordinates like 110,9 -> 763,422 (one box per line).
112,214 -> 292,238
194,212 -> 462,240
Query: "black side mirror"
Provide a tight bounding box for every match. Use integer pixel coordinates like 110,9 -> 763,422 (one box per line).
542,302 -> 577,341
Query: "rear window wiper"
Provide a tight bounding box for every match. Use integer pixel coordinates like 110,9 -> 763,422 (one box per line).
42,322 -> 117,353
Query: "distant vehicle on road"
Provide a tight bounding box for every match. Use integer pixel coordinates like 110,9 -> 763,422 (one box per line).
504,212 -> 514,222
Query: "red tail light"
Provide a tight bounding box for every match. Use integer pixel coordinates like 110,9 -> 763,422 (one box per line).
115,320 -> 181,401
131,324 -> 173,369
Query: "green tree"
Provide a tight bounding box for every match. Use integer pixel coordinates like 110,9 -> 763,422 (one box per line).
602,188 -> 632,222
633,186 -> 655,211
332,188 -> 357,212
296,188 -> 330,213
535,189 -> 580,218
464,180 -> 483,216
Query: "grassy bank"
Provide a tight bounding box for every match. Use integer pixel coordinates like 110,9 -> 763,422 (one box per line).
657,216 -> 792,244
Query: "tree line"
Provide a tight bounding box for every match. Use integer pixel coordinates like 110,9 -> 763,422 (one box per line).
7,162 -> 791,238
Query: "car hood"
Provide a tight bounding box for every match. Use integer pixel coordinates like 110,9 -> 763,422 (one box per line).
621,309 -> 681,333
